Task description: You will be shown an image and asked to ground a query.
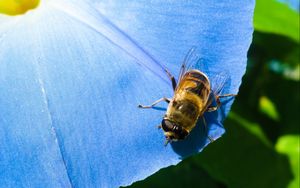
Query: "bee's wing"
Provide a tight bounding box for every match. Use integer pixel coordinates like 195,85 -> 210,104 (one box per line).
203,72 -> 229,110
178,47 -> 204,82
178,47 -> 229,96
208,72 -> 229,96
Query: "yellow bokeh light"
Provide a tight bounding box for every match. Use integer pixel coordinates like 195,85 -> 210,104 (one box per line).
0,0 -> 40,16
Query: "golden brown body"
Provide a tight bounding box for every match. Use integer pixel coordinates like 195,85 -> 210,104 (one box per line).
163,70 -> 211,140
138,48 -> 237,144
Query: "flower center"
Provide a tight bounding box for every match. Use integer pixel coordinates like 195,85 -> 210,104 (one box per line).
0,0 -> 40,16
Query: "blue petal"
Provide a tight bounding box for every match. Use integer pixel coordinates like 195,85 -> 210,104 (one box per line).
0,0 -> 254,187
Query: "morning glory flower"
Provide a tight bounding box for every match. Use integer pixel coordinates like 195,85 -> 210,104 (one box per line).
0,0 -> 254,187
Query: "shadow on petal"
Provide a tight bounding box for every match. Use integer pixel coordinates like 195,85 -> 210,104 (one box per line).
171,120 -> 208,158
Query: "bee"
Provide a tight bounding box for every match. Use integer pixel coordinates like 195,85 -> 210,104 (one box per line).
138,48 -> 237,145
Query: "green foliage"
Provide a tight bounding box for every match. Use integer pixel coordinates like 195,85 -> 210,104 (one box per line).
196,116 -> 293,188
125,1 -> 299,187
125,158 -> 222,188
259,96 -> 280,121
276,135 -> 300,188
254,0 -> 300,43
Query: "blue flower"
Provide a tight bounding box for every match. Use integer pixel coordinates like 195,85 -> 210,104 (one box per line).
0,0 -> 254,187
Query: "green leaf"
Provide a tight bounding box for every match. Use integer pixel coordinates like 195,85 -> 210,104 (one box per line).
125,158 -> 221,188
276,135 -> 300,188
259,96 -> 280,121
249,32 -> 299,66
195,114 -> 293,188
254,0 -> 300,43
228,112 -> 273,147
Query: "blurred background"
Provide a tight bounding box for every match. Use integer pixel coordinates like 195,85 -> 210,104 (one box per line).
125,0 -> 300,187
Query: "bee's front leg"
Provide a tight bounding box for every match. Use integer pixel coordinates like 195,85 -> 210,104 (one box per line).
138,97 -> 171,109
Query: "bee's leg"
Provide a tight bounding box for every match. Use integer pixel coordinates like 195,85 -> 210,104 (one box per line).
206,98 -> 221,112
207,94 -> 237,112
218,94 -> 238,98
164,138 -> 172,146
138,97 -> 171,109
164,69 -> 177,91
202,117 -> 214,143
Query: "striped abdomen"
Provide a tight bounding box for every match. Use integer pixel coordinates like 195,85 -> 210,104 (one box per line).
176,70 -> 211,102
165,70 -> 211,132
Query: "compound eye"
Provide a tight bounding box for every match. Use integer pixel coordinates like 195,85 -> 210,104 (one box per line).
161,119 -> 174,132
173,126 -> 188,139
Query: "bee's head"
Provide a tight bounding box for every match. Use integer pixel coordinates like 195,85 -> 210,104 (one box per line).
161,118 -> 189,142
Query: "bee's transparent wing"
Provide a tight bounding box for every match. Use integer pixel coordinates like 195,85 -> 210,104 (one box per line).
178,47 -> 229,96
178,47 -> 206,82
203,72 -> 229,111
178,47 -> 195,81
208,71 -> 229,96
